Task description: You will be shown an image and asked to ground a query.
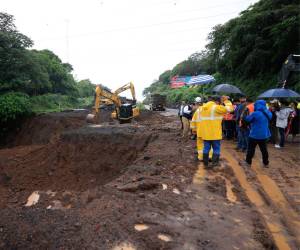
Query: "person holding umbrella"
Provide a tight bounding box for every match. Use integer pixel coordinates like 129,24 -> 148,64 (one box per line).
269,99 -> 280,144
275,100 -> 292,148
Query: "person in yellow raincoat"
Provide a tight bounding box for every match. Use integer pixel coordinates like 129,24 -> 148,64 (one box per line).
190,97 -> 213,161
200,95 -> 233,167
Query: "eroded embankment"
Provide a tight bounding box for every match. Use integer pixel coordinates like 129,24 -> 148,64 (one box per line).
0,125 -> 152,208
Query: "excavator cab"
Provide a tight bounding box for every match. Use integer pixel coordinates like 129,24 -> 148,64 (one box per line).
278,54 -> 300,87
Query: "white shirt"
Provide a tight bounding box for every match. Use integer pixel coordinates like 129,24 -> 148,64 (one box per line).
276,107 -> 292,128
183,105 -> 192,114
179,105 -> 185,116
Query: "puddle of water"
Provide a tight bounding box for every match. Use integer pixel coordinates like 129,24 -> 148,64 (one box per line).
172,188 -> 180,195
25,191 -> 40,207
112,242 -> 136,250
134,224 -> 149,231
46,190 -> 56,197
224,179 -> 237,203
195,194 -> 202,200
162,184 -> 168,190
234,218 -> 242,223
213,174 -> 237,203
158,234 -> 172,242
193,164 -> 206,184
90,124 -> 104,128
47,200 -> 71,210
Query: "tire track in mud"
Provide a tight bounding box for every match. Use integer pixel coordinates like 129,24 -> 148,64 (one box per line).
190,163 -> 270,249
222,148 -> 299,250
251,163 -> 300,247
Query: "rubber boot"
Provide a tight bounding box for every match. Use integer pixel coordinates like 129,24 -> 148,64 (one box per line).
211,154 -> 220,167
203,153 -> 209,168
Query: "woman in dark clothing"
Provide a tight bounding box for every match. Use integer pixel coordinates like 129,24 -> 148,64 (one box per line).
269,100 -> 280,144
289,102 -> 300,141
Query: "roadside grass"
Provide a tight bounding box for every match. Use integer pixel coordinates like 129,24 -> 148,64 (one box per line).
30,94 -> 94,114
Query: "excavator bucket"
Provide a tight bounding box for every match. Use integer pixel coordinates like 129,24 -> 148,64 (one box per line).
86,113 -> 96,123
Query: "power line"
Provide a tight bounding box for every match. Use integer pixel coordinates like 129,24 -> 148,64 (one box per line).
169,0 -> 254,15
98,0 -> 253,13
39,10 -> 238,41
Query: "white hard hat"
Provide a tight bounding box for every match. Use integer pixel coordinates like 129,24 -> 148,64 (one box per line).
195,97 -> 202,103
270,99 -> 279,104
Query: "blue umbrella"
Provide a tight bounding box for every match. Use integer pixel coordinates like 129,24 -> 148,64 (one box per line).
258,88 -> 300,98
212,83 -> 243,94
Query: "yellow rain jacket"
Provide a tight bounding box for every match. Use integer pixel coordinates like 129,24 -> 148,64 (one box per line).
191,105 -> 213,160
190,106 -> 203,137
200,100 -> 233,140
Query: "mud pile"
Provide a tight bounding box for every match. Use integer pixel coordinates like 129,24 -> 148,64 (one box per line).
6,109 -> 115,147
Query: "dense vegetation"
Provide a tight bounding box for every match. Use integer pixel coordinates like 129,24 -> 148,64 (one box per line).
143,0 -> 300,105
0,13 -> 96,135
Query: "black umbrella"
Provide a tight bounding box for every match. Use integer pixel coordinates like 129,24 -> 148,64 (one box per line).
258,88 -> 300,98
212,83 -> 243,94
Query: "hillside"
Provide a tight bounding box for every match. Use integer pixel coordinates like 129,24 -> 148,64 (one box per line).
143,0 -> 300,104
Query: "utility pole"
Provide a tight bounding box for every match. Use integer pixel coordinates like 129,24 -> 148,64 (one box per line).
65,19 -> 70,62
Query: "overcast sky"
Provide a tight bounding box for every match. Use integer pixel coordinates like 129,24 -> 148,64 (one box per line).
2,0 -> 258,100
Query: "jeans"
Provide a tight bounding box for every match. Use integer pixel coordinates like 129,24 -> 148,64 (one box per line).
203,140 -> 221,155
197,137 -> 213,160
246,137 -> 269,165
237,127 -> 249,150
278,127 -> 285,147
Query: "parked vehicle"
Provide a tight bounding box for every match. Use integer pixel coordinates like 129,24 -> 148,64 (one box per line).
150,94 -> 166,111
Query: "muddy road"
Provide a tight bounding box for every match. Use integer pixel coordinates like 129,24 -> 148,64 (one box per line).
0,110 -> 299,249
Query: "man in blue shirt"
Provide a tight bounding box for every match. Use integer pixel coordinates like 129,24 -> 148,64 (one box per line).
241,100 -> 272,168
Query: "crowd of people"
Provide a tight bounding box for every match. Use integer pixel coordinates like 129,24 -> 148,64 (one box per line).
178,95 -> 300,169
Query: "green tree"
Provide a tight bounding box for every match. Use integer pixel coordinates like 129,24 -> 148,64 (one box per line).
207,0 -> 300,82
76,79 -> 95,97
0,12 -> 35,93
31,50 -> 77,95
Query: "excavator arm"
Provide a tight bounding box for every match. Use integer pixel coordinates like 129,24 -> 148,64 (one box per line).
94,85 -> 121,114
86,85 -> 121,123
114,82 -> 136,102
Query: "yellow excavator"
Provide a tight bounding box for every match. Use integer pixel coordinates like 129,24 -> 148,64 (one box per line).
86,82 -> 139,123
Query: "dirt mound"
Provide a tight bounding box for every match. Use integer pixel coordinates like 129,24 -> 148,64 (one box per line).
7,110 -> 88,146
6,109 -> 158,148
0,126 -> 152,207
